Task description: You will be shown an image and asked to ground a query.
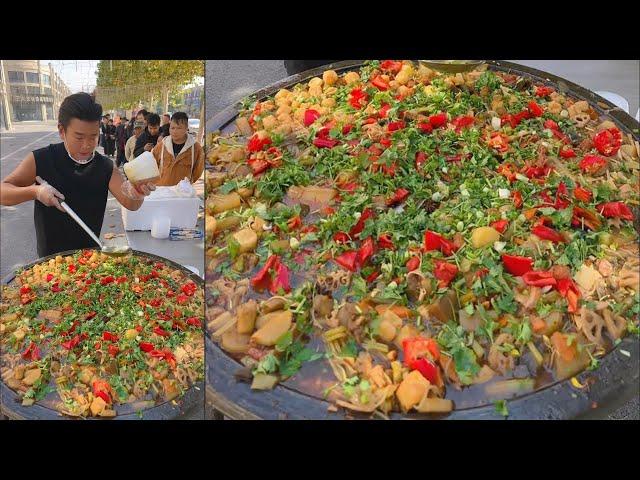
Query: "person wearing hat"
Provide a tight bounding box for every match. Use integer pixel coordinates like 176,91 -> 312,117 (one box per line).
125,120 -> 145,162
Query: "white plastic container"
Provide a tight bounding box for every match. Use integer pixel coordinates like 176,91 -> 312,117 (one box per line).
151,216 -> 171,239
122,186 -> 200,231
123,151 -> 160,183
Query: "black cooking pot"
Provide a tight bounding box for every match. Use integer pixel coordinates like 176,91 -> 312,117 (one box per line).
206,60 -> 639,420
1,249 -> 204,420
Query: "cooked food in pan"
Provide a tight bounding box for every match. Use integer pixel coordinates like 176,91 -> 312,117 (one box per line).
1,250 -> 204,418
206,60 -> 639,417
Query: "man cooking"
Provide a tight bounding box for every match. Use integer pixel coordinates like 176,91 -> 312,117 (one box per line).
0,93 -> 156,257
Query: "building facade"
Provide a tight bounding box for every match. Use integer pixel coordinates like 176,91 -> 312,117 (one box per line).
1,60 -> 71,126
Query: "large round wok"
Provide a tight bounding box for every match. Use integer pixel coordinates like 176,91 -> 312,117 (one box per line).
1,249 -> 204,420
206,60 -> 639,420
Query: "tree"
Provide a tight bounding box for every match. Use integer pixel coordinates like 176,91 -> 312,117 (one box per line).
95,60 -> 204,111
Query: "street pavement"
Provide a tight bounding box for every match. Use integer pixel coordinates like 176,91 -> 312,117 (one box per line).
204,60 -> 638,420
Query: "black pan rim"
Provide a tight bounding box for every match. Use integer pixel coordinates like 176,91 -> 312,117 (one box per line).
205,60 -> 639,419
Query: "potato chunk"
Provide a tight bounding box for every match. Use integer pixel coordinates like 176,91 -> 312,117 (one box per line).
251,310 -> 292,346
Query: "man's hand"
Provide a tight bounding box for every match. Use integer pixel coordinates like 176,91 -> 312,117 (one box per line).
144,143 -> 154,152
35,176 -> 65,212
121,179 -> 156,200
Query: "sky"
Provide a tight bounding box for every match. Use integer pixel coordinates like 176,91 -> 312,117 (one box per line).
41,60 -> 99,93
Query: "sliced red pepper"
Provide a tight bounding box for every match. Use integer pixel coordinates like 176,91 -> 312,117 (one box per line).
535,86 -> 554,97
379,137 -> 392,148
415,151 -> 428,169
247,134 -> 271,153
20,285 -> 32,295
269,261 -> 291,295
377,233 -> 395,250
527,100 -> 544,117
176,294 -> 189,305
139,342 -> 154,352
303,109 -> 320,127
386,121 -> 405,132
423,230 -> 458,256
342,124 -> 353,135
108,344 -> 120,357
501,254 -> 534,277
286,215 -> 302,231
593,128 -> 622,156
491,219 -> 509,234
579,154 -> 607,175
313,137 -> 339,149
532,225 -> 565,243
333,232 -> 350,244
559,146 -> 576,159
403,337 -> 441,366
61,334 -> 82,350
93,380 -> 112,404
497,163 -> 517,183
334,250 -> 358,272
50,282 -> 61,293
406,256 -> 421,272
573,185 -> 592,203
381,60 -> 403,74
513,190 -> 523,209
488,132 -> 510,153
357,237 -> 375,266
378,103 -> 391,119
412,357 -> 439,384
100,275 -> 115,286
417,122 -> 433,134
571,206 -> 602,231
371,75 -> 389,91
186,317 -> 201,328
349,88 -> 369,109
433,260 -> 458,288
67,264 -> 77,274
349,208 -> 375,238
102,331 -> 118,342
385,188 -> 410,207
429,112 -> 448,128
452,115 -> 474,132
597,201 -> 634,221
556,278 -> 581,313
250,254 -> 279,291
21,342 -> 41,361
523,270 -> 557,287
153,326 -> 170,338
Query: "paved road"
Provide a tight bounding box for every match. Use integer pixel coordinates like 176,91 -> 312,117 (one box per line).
205,60 -> 638,420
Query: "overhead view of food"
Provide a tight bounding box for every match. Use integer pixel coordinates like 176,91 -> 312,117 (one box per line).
0,249 -> 204,419
206,60 -> 639,418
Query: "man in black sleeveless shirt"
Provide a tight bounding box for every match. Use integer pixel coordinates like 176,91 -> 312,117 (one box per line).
0,93 -> 156,257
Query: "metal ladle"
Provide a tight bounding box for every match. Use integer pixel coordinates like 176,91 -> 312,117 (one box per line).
35,176 -> 131,257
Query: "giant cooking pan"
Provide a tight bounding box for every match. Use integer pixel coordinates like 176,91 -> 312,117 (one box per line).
206,60 -> 639,420
1,249 -> 205,420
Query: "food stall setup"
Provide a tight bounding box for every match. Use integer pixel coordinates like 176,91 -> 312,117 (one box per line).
205,60 -> 639,420
0,154 -> 206,420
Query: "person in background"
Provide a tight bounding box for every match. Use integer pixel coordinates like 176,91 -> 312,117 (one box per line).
125,121 -> 144,162
105,118 -> 116,158
133,113 -> 161,157
0,93 -> 155,257
100,115 -> 109,153
159,113 -> 171,138
151,111 -> 204,186
115,117 -> 128,167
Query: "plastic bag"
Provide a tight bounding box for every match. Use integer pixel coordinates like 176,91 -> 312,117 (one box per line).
174,177 -> 196,197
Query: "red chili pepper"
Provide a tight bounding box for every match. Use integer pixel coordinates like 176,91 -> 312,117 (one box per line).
513,191 -> 523,209
61,334 -> 82,350
501,254 -> 534,277
535,86 -> 554,97
362,117 -> 377,125
357,237 -> 375,266
415,151 -> 428,169
247,158 -> 270,176
286,215 -> 302,231
102,331 -> 118,342
386,121 -> 405,132
433,260 -> 458,288
332,232 -> 350,244
176,294 -> 189,305
247,134 -> 271,153
21,342 -> 41,361
250,254 -> 279,291
349,88 -> 368,109
385,188 -> 410,207
497,163 -> 517,183
532,225 -> 565,243
363,270 -> 380,283
543,119 -> 559,131
452,115 -> 474,132
46,273 -> 54,282
593,128 -> 622,156
406,256 -> 421,272
381,60 -> 403,73
474,268 -> 489,279
527,100 -> 544,117
180,282 -> 197,296
417,122 -> 433,134
491,219 -> 509,234
20,285 -> 32,295
100,275 -> 115,286
579,154 -> 607,175
573,185 -> 593,203
166,289 -> 175,298
556,278 -> 581,313
186,317 -> 201,328
378,103 -> 391,119
139,342 -> 154,352
78,257 -> 87,266
554,182 -> 570,210
411,358 -> 440,384
303,109 -> 320,127
559,146 -> 576,159
108,344 -> 120,357
115,275 -> 128,284
488,132 -> 510,153
371,75 -> 390,91
349,208 -> 375,238
428,112 -> 448,128
377,233 -> 395,250
342,124 -> 353,135
313,137 -> 339,149
67,264 -> 77,274
51,282 -> 61,293
334,250 -> 358,272
423,230 -> 458,256
523,270 -> 557,287
403,337 -> 441,367
597,201 -> 634,221
269,261 -> 291,295
153,326 -> 170,337
150,270 -> 159,279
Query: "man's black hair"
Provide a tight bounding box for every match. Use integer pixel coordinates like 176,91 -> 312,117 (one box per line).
163,113 -> 171,118
58,93 -> 103,130
137,109 -> 149,118
147,113 -> 161,126
171,111 -> 189,126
